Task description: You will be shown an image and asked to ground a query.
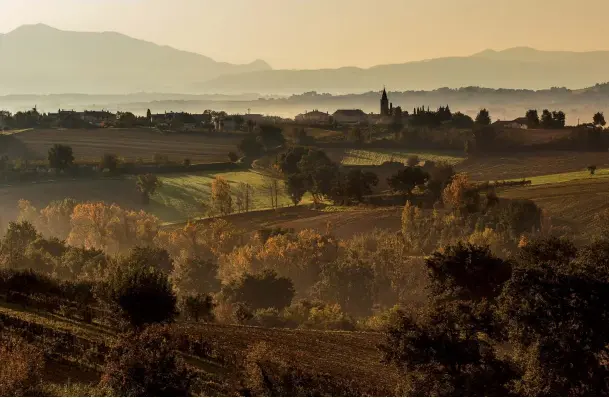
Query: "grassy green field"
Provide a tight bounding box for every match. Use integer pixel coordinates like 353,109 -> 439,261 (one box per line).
153,170 -> 309,223
506,168 -> 609,186
338,149 -> 465,166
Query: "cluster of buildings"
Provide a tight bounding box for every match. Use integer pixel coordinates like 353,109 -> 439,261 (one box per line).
295,88 -> 405,126
0,107 -> 283,132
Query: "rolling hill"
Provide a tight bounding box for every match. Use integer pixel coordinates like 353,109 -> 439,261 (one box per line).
0,24 -> 271,94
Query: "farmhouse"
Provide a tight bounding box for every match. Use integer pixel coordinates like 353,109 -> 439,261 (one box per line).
493,117 -> 529,129
242,113 -> 266,124
214,116 -> 240,132
333,109 -> 368,125
150,113 -> 171,126
295,110 -> 331,124
81,110 -> 115,127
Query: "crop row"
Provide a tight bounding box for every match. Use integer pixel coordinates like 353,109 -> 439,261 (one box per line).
0,311 -> 110,368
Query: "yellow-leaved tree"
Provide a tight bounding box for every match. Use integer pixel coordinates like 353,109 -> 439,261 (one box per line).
67,202 -> 159,254
211,176 -> 233,216
442,173 -> 476,212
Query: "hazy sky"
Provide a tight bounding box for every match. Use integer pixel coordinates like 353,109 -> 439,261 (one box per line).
1,0 -> 609,69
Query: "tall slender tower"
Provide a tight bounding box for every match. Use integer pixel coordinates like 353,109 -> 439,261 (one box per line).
380,87 -> 389,116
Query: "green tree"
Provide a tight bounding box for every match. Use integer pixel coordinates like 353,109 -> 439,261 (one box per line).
451,112 -> 474,128
475,108 -> 491,126
525,109 -> 540,127
136,174 -> 162,204
179,293 -> 215,322
317,259 -> 375,317
99,153 -> 119,173
171,256 -> 221,296
380,302 -> 516,396
286,173 -> 307,206
593,111 -> 606,127
117,112 -> 137,128
426,243 -> 512,302
258,124 -> 286,149
498,238 -> 609,395
552,110 -> 566,128
105,265 -> 177,329
1,221 -> 40,268
125,246 -> 174,274
227,151 -> 239,162
387,167 -> 429,195
222,269 -> 295,311
540,109 -> 553,128
343,169 -> 378,203
48,144 -> 74,171
297,149 -> 340,203
238,135 -> 264,157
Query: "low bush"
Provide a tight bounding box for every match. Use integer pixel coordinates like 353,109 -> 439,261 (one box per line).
100,326 -> 195,396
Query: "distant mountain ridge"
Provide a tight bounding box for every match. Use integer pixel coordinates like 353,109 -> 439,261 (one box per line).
0,24 -> 272,94
1,24 -> 609,95
196,47 -> 609,94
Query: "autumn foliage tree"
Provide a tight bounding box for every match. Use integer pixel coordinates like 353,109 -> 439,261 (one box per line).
442,173 -> 479,213
0,336 -> 45,396
211,176 -> 233,216
67,202 -> 159,255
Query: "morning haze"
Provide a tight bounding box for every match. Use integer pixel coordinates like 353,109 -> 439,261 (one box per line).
4,3 -> 609,396
1,0 -> 609,70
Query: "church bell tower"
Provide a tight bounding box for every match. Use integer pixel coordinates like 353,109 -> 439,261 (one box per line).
380,87 -> 389,116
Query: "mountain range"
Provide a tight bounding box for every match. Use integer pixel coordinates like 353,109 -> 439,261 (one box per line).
0,24 -> 271,94
1,24 -> 609,94
197,47 -> 609,94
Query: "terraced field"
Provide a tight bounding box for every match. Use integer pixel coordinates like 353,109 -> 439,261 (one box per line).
8,128 -> 243,163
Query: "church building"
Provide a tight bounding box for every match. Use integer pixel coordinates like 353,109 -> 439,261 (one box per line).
380,87 -> 393,116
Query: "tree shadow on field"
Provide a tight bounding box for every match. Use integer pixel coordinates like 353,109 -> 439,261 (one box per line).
0,134 -> 39,160
151,182 -> 207,222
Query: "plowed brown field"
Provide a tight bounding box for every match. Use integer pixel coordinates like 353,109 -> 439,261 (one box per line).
9,128 -> 243,162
